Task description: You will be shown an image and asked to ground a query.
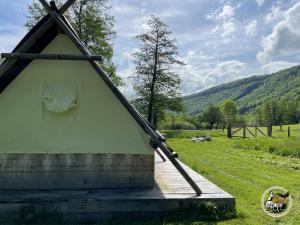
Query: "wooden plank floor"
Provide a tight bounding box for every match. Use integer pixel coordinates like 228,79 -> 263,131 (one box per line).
155,152 -> 233,199
0,152 -> 234,222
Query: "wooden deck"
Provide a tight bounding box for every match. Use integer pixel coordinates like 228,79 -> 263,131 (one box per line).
0,152 -> 234,223
155,153 -> 233,199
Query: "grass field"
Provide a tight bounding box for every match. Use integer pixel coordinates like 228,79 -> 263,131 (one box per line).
164,124 -> 300,225
2,124 -> 299,225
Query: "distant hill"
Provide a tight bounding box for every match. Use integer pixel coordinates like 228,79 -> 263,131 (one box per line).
184,65 -> 300,115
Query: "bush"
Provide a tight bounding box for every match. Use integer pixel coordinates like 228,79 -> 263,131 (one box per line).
161,130 -> 184,138
159,121 -> 197,130
161,130 -> 225,139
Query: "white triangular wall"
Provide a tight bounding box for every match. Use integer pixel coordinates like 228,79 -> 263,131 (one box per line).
0,34 -> 152,154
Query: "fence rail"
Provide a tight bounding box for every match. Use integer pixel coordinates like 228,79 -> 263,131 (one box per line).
227,124 -> 271,138
227,124 -> 293,138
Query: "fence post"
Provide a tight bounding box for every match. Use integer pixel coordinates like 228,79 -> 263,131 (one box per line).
255,125 -> 257,136
227,124 -> 232,138
243,125 -> 246,138
280,123 -> 283,131
267,124 -> 272,137
288,126 -> 291,137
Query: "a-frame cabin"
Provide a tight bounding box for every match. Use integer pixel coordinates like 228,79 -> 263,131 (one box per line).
0,0 -> 234,221
0,0 -> 200,192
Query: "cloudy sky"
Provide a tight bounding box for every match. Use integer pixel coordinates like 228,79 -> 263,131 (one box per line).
0,0 -> 300,96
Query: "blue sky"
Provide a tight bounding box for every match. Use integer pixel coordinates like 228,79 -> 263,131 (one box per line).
0,0 -> 300,96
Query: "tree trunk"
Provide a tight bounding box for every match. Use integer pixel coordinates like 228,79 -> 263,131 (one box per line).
153,110 -> 158,129
147,34 -> 159,125
78,3 -> 83,39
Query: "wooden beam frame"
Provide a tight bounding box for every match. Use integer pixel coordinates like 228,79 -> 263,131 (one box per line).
49,10 -> 202,196
1,53 -> 102,61
39,0 -> 52,13
39,0 -> 76,15
59,0 -> 76,14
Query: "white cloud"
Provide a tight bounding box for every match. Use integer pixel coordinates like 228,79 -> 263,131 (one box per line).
112,3 -> 149,38
112,1 -> 188,39
221,20 -> 236,37
207,3 -> 236,38
160,9 -> 188,19
118,66 -> 136,97
245,20 -> 257,36
256,0 -> 265,7
259,61 -> 298,74
0,24 -> 26,52
117,47 -> 139,66
257,2 -> 300,63
217,4 -> 235,20
265,5 -> 284,24
177,50 -> 248,94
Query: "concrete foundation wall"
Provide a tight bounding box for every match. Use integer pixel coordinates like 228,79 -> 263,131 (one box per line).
0,153 -> 154,190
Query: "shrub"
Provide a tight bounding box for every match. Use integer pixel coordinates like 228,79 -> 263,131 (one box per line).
161,130 -> 225,139
159,121 -> 197,130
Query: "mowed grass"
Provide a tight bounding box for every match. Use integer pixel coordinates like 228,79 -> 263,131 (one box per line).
166,125 -> 300,225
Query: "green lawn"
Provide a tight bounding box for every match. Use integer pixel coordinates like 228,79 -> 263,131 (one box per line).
164,125 -> 300,225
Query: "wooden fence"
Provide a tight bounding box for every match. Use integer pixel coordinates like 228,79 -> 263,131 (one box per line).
227,124 -> 293,138
227,124 -> 271,138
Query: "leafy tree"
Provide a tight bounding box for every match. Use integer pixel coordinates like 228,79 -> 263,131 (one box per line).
254,107 -> 263,125
185,115 -> 202,129
200,104 -> 223,129
257,99 -> 300,125
285,101 -> 298,123
261,100 -> 276,125
284,100 -> 300,124
25,0 -> 123,86
132,15 -> 184,128
158,113 -> 197,130
220,99 -> 238,125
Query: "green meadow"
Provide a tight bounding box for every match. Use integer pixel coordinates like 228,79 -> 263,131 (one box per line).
163,124 -> 300,225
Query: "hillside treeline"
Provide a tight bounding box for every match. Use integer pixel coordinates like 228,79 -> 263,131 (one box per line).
255,99 -> 299,125
159,99 -> 300,130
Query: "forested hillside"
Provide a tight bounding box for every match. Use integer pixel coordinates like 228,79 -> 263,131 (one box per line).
184,65 -> 300,115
